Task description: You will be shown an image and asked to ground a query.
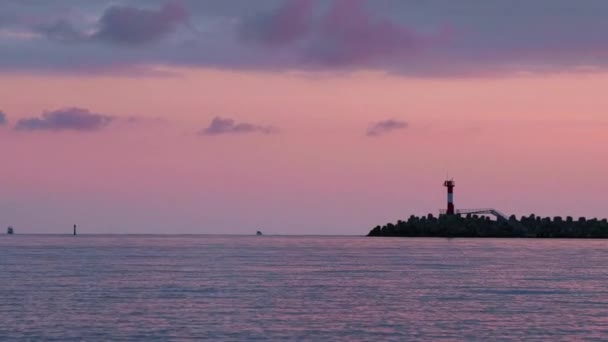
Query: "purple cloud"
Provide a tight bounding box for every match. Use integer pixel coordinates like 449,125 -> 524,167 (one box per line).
241,0 -> 446,67
200,117 -> 278,136
0,111 -> 7,125
5,1 -> 608,76
92,1 -> 189,45
310,0 -> 440,66
125,116 -> 169,125
367,119 -> 408,137
240,0 -> 314,46
33,1 -> 189,45
35,19 -> 87,43
15,107 -> 114,132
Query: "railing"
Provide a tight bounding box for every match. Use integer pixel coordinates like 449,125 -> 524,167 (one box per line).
439,208 -> 527,231
439,208 -> 509,221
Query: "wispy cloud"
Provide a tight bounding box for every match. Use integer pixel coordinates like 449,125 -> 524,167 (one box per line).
367,119 -> 408,137
199,117 -> 278,136
125,116 -> 169,125
15,107 -> 114,132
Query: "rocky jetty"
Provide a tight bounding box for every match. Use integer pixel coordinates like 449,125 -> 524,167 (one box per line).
368,214 -> 608,238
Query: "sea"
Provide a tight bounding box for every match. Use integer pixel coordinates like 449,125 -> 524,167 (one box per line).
1,235 -> 607,341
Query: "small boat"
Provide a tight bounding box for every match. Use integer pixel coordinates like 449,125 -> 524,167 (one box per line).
6,226 -> 14,235
256,231 -> 263,236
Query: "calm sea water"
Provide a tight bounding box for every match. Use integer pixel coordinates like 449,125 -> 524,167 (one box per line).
1,235 -> 607,341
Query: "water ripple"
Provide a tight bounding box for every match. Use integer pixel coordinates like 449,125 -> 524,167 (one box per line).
1,236 -> 607,341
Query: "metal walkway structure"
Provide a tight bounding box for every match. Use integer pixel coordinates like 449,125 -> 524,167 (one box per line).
440,208 -> 509,220
440,208 -> 527,231
438,179 -> 527,233
455,208 -> 509,221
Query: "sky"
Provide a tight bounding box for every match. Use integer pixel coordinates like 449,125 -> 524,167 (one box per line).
1,0 -> 607,234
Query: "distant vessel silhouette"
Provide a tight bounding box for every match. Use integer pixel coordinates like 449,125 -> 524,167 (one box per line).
256,231 -> 263,236
6,226 -> 14,235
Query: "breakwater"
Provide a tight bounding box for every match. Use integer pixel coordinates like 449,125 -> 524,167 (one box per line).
368,214 -> 608,238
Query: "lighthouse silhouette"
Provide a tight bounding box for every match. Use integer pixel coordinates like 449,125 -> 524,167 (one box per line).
443,179 -> 455,215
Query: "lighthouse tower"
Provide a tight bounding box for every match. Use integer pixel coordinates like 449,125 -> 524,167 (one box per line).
443,179 -> 455,215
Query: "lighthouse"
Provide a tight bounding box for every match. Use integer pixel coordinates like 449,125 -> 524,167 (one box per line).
443,179 -> 455,215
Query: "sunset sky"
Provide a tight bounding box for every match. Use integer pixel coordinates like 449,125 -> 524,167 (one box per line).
1,0 -> 607,234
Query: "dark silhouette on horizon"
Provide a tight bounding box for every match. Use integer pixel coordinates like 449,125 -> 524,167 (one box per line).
368,214 -> 608,238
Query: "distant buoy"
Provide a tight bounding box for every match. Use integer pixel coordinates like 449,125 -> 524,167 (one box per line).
6,226 -> 14,235
256,231 -> 263,236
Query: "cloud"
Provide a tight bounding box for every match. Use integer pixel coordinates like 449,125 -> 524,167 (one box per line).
35,19 -> 87,43
5,1 -> 608,76
241,0 -> 445,67
200,117 -> 278,136
367,119 -> 408,137
0,111 -> 7,125
15,107 -> 114,132
91,1 -> 189,45
125,116 -> 169,125
33,1 -> 189,45
240,0 -> 314,46
313,0 -> 443,66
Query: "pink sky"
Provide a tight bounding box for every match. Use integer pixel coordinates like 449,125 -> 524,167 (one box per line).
1,68 -> 607,234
